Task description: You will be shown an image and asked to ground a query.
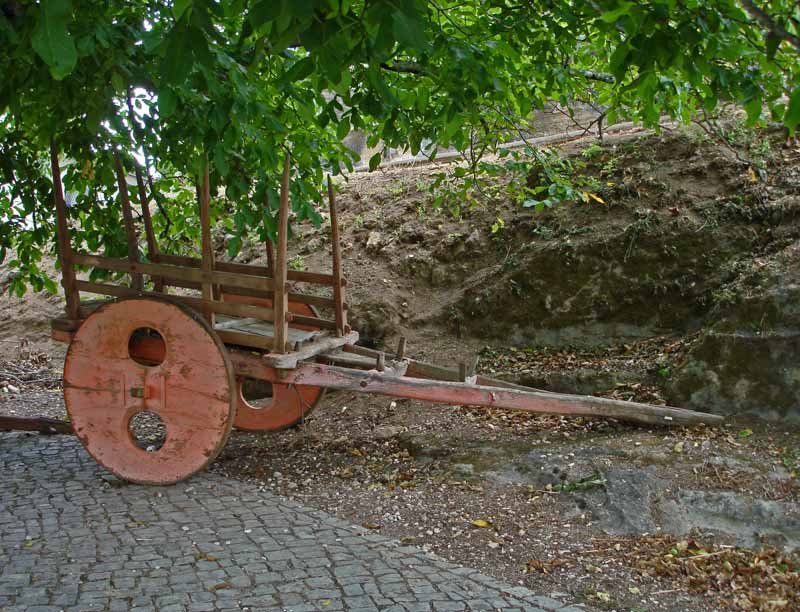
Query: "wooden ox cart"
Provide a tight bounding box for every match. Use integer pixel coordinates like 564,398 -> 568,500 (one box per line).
2,145 -> 723,485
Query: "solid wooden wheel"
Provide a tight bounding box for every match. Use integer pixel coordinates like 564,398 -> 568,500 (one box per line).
222,294 -> 325,432
63,297 -> 235,485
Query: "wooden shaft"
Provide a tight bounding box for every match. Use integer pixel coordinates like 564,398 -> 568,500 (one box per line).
229,359 -> 726,428
113,152 -> 143,290
272,154 -> 290,353
199,154 -> 215,325
49,142 -> 80,320
327,176 -> 347,335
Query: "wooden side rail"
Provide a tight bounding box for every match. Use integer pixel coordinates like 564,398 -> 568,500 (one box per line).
75,281 -> 277,321
158,253 -> 345,287
162,277 -> 345,311
72,252 -> 274,292
75,283 -> 339,330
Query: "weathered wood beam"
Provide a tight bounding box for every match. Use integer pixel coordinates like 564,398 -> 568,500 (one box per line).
158,253 -> 344,286
272,155 -> 290,353
75,281 -> 276,321
49,142 -> 80,320
0,416 -> 73,435
199,154 -> 215,325
113,152 -> 143,291
226,357 -> 724,427
72,253 -> 274,292
327,176 -> 347,335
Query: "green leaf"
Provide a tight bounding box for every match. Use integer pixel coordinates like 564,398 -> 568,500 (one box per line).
288,0 -> 315,19
160,27 -> 195,85
249,0 -> 285,28
173,0 -> 193,20
284,56 -> 314,82
765,32 -> 780,60
336,118 -> 351,140
368,152 -> 381,171
600,3 -> 633,23
227,235 -> 242,258
785,88 -> 800,133
31,0 -> 78,80
158,89 -> 177,118
110,72 -> 124,93
393,12 -> 427,50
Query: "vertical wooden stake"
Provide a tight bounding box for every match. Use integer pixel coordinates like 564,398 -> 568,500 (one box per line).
266,240 -> 275,275
50,142 -> 80,320
273,154 -> 290,353
125,90 -> 163,292
396,336 -> 407,360
133,165 -> 163,291
458,362 -> 468,383
113,152 -> 143,291
327,176 -> 347,336
263,189 -> 275,275
467,354 -> 479,378
199,153 -> 216,326
376,351 -> 385,372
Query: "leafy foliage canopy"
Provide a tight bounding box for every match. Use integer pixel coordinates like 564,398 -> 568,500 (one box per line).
1,0 -> 798,293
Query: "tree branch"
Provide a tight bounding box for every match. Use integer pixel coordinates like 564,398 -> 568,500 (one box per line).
380,60 -> 428,75
570,68 -> 616,83
380,61 -> 616,85
740,0 -> 800,52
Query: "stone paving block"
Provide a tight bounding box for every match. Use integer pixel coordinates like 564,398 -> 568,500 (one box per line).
0,433 -> 590,612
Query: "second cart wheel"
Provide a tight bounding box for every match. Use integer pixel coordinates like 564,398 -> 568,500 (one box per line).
221,294 -> 325,432
64,297 -> 235,485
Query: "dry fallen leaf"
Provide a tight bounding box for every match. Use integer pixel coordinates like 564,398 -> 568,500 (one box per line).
471,519 -> 492,528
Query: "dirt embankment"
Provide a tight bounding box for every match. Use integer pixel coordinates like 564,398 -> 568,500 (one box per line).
288,127 -> 800,420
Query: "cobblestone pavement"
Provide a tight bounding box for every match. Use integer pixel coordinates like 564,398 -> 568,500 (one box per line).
0,433 -> 588,612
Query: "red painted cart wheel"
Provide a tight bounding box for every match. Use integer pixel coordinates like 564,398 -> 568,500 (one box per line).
63,297 -> 235,485
222,294 -> 325,432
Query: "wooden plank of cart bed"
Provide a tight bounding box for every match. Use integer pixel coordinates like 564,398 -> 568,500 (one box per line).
262,330 -> 359,369
75,281 -> 276,321
72,253 -> 274,292
216,329 -> 274,351
342,344 -> 543,392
